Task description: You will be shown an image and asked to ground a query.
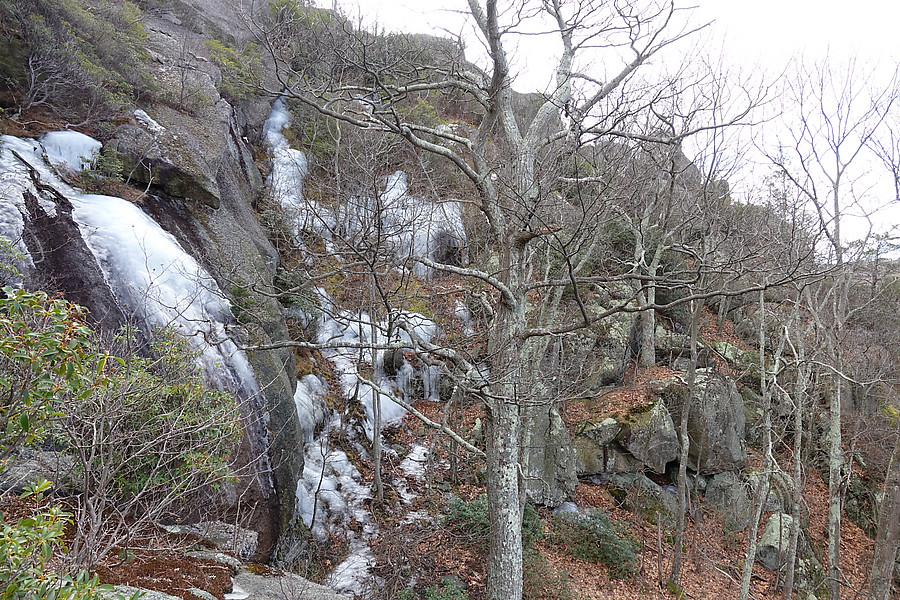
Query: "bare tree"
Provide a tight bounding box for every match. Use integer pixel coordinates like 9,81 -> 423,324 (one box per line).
767,58 -> 900,600
245,3 -> 790,599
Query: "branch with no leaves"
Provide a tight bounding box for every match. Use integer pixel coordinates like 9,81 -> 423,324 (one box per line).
356,375 -> 483,457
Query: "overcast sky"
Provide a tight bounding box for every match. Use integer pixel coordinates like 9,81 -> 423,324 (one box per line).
322,0 -> 899,76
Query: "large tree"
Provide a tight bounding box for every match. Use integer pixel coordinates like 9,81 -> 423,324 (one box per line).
251,2 -> 775,598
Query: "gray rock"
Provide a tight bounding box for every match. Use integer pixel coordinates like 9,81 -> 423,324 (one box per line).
102,586 -> 180,600
189,589 -> 217,600
747,471 -> 795,515
661,372 -> 746,474
616,402 -> 680,474
520,403 -> 577,507
577,418 -> 621,446
231,570 -> 346,600
164,521 -> 258,560
573,437 -> 640,476
552,501 -> 579,514
0,449 -> 76,493
757,513 -> 793,570
185,550 -> 244,575
705,471 -> 751,531
609,473 -> 680,526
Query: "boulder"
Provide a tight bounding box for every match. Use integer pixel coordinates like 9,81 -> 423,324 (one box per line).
616,402 -> 680,474
0,449 -> 76,493
162,521 -> 258,560
747,470 -> 796,516
577,417 -> 621,446
231,569 -> 346,600
102,587 -> 181,600
574,436 -> 640,476
609,473 -> 680,526
755,514 -> 825,593
521,403 -> 577,507
711,340 -> 758,370
660,372 -> 746,474
757,513 -> 793,571
705,471 -> 751,532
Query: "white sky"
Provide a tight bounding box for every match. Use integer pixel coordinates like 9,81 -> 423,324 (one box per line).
317,0 -> 900,243
326,0 -> 900,73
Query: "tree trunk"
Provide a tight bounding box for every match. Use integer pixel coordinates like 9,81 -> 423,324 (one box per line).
485,396 -> 523,600
782,357 -> 809,600
670,297 -> 703,587
869,423 -> 900,600
639,298 -> 656,367
827,371 -> 844,600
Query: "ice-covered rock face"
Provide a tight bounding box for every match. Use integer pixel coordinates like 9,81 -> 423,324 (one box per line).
263,99 -> 323,236
0,137 -> 44,277
341,170 -> 468,277
0,133 -> 258,398
40,131 -> 102,172
71,193 -> 259,397
262,101 -> 468,276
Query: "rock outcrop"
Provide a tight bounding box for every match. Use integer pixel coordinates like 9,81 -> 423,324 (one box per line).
660,372 -> 746,473
5,0 -> 305,563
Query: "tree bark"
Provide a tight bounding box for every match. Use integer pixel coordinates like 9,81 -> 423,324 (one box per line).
670,296 -> 704,587
869,423 -> 900,600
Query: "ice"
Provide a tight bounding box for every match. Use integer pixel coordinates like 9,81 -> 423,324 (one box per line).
315,292 -> 443,437
0,137 -> 43,275
223,584 -> 249,600
263,100 -> 467,274
70,193 -> 259,397
327,540 -> 378,596
263,98 -> 337,241
40,131 -> 102,172
0,134 -> 260,397
454,299 -> 475,337
294,374 -> 329,443
340,170 -> 468,277
399,445 -> 428,481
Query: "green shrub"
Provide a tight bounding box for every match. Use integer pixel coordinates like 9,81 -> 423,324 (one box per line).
445,495 -> 543,549
423,578 -> 468,600
523,548 -> 577,600
0,289 -> 240,566
0,287 -> 96,466
78,147 -> 124,188
0,0 -> 154,123
205,39 -> 263,102
548,510 -> 639,579
0,483 -> 138,600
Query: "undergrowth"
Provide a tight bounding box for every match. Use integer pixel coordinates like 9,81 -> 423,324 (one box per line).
444,495 -> 542,549
548,510 -> 640,580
